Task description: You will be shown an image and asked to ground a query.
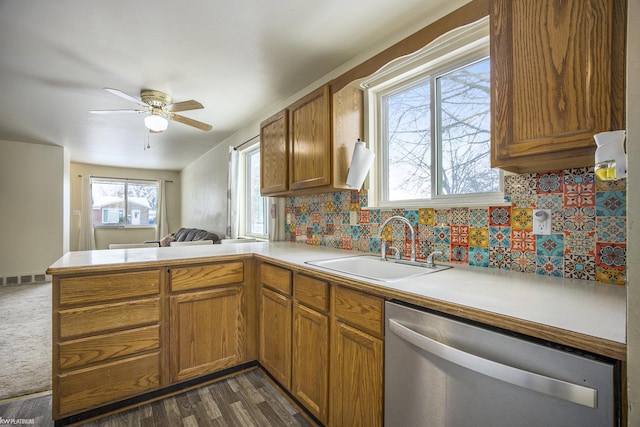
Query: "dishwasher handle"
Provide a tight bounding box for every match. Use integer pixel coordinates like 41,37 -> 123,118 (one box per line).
388,318 -> 598,408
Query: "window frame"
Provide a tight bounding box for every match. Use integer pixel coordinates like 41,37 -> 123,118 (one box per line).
238,142 -> 269,240
363,17 -> 506,209
91,178 -> 159,228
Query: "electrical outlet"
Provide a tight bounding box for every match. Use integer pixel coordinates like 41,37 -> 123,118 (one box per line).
532,209 -> 551,235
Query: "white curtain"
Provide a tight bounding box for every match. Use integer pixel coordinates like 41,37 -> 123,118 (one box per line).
268,197 -> 286,241
227,147 -> 240,239
77,175 -> 96,250
156,179 -> 169,239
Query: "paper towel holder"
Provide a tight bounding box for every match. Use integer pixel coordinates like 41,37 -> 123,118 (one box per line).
346,138 -> 375,190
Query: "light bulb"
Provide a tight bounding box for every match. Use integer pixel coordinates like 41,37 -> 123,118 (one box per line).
144,114 -> 168,132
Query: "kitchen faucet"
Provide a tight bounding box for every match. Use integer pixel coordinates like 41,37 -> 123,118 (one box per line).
377,215 -> 416,263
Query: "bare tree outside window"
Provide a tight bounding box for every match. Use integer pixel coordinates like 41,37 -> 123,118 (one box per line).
382,57 -> 495,201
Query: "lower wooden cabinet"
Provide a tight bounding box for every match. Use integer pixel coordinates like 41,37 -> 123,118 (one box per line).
53,269 -> 163,419
169,286 -> 245,383
291,273 -> 330,423
330,286 -> 384,427
330,321 -> 383,427
260,286 -> 292,388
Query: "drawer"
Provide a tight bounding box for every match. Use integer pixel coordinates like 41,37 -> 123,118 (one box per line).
294,273 -> 329,313
59,270 -> 160,306
56,352 -> 160,417
171,262 -> 244,292
59,298 -> 160,340
334,287 -> 384,337
58,325 -> 160,371
261,263 -> 292,296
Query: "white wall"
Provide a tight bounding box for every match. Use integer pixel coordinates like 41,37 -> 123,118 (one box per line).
70,163 -> 181,250
626,0 -> 639,423
0,140 -> 64,280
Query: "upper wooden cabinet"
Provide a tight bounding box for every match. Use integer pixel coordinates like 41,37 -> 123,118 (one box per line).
260,109 -> 289,194
490,0 -> 626,173
260,83 -> 364,196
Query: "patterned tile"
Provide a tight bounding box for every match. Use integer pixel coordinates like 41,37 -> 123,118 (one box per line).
595,266 -> 626,285
504,173 -> 536,196
450,245 -> 468,263
451,226 -> 469,246
510,251 -> 536,273
469,247 -> 489,267
563,231 -> 596,256
535,234 -> 563,257
284,164 -> 626,286
488,207 -> 510,226
469,227 -> 489,248
418,208 -> 435,225
596,242 -> 626,269
469,209 -> 488,227
434,209 -> 450,227
537,171 -> 563,194
405,210 -> 419,227
489,247 -> 511,270
595,191 -> 626,217
564,182 -> 595,207
536,256 -> 563,277
563,207 -> 595,231
596,217 -> 626,243
511,229 -> 535,252
489,226 -> 511,248
511,208 -> 533,230
564,255 -> 596,281
450,208 -> 469,226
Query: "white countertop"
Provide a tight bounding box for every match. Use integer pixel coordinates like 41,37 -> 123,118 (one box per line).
48,241 -> 626,346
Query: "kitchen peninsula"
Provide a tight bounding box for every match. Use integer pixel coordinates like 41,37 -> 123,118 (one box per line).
47,242 -> 626,426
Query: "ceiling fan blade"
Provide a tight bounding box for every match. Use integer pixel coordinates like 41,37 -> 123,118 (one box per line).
166,100 -> 204,113
89,109 -> 145,114
104,88 -> 146,107
170,113 -> 213,131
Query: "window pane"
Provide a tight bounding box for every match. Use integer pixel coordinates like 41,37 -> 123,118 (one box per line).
437,58 -> 497,195
383,80 -> 431,201
126,182 -> 158,225
92,180 -> 125,226
246,149 -> 266,235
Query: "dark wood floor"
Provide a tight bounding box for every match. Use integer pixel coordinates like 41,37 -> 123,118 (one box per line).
0,369 -> 316,427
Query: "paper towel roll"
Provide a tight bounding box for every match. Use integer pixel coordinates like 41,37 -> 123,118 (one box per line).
346,139 -> 375,189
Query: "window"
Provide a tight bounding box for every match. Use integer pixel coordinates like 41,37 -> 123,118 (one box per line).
91,179 -> 158,227
366,17 -> 502,207
240,144 -> 268,238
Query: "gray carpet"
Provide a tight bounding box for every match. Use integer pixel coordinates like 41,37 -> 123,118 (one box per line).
0,282 -> 52,400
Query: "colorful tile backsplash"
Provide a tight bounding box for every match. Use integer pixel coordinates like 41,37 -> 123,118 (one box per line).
285,167 -> 627,285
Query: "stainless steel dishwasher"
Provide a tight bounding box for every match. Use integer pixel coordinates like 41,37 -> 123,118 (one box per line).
385,301 -> 619,427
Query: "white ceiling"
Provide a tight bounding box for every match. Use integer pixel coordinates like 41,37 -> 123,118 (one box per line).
0,0 -> 464,171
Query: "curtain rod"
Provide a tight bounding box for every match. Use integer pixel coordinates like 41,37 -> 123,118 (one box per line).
233,134 -> 260,151
77,174 -> 173,183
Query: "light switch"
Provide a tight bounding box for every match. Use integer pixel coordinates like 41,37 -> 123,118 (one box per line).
532,209 -> 551,235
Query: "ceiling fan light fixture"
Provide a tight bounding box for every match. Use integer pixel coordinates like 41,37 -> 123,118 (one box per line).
144,114 -> 168,132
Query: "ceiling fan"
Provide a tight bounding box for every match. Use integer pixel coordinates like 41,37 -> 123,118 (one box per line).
90,88 -> 212,132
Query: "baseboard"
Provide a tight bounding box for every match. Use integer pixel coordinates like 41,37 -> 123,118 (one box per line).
0,273 -> 51,286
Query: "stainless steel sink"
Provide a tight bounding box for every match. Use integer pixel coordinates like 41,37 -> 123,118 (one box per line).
305,255 -> 450,283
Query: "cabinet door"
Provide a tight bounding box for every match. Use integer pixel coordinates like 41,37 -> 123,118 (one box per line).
260,109 -> 289,195
292,303 -> 329,423
330,321 -> 383,427
491,0 -> 626,173
260,287 -> 292,389
170,286 -> 245,383
289,85 -> 332,190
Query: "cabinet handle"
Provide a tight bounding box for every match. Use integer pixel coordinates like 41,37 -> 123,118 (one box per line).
388,319 -> 598,408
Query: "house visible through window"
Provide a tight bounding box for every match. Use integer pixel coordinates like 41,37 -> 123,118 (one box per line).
91,179 -> 158,227
241,144 -> 268,238
366,17 -> 502,207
